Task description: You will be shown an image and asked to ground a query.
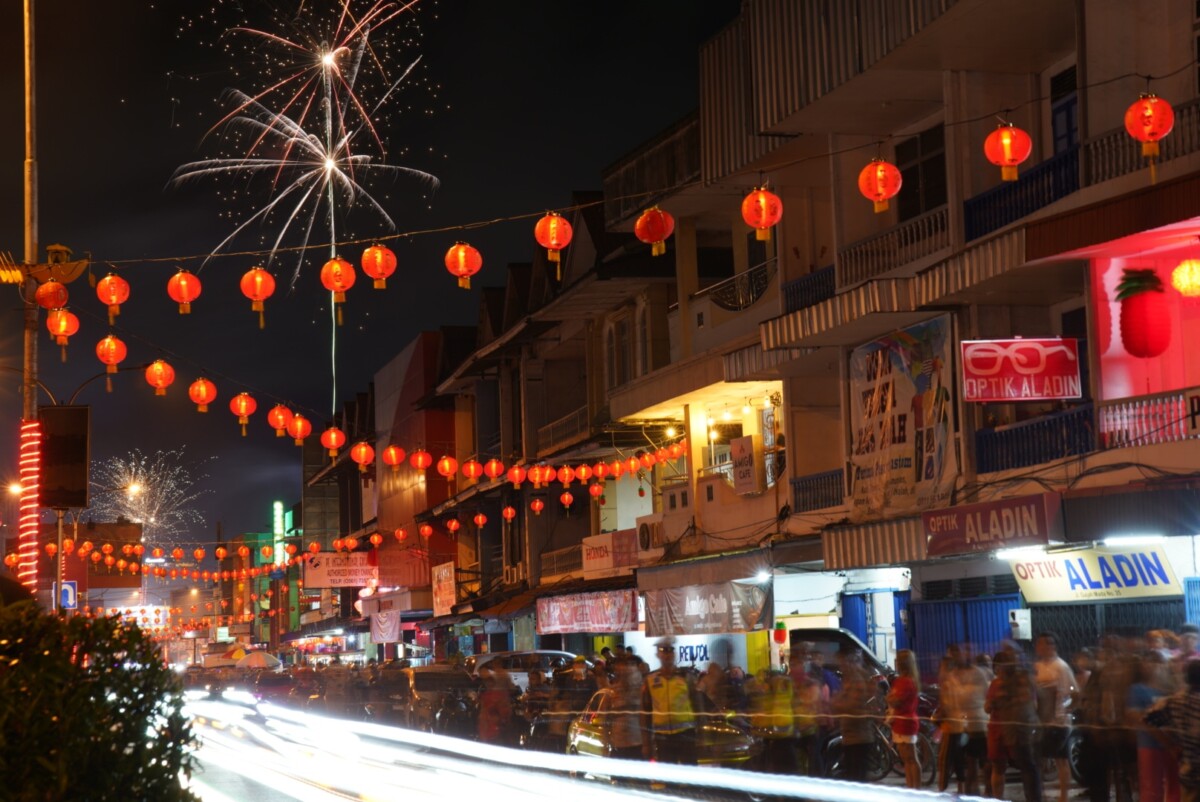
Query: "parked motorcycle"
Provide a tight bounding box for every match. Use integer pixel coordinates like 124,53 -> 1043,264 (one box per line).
433,685 -> 478,739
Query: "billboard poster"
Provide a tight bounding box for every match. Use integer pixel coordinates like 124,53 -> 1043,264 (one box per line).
303,551 -> 375,588
432,561 -> 456,618
849,316 -> 957,521
643,580 -> 771,637
536,589 -> 639,635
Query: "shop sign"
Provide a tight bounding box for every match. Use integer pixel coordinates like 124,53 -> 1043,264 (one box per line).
303,551 -> 376,588
582,529 -> 638,578
1187,387 -> 1200,435
643,580 -> 772,637
536,589 -> 638,635
922,493 -> 1062,557
730,435 -> 764,495
1009,545 -> 1181,604
960,338 -> 1081,403
432,561 -> 456,618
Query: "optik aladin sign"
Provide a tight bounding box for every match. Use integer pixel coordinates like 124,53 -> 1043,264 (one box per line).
1009,545 -> 1181,603
960,338 -> 1081,403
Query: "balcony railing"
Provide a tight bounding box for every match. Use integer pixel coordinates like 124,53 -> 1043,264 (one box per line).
838,205 -> 950,288
975,404 -> 1095,474
782,265 -> 836,314
540,544 -> 582,579
692,257 -> 776,311
790,468 -> 845,513
964,146 -> 1080,242
1085,97 -> 1200,186
1098,389 -> 1199,449
536,404 -> 590,457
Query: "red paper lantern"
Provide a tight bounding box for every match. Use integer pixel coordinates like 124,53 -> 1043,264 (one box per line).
445,242 -> 482,289
321,257 -> 356,325
308,541 -> 320,554
501,505 -> 517,522
1117,268 -> 1171,358
240,267 -> 276,328
95,335 -> 127,375
96,273 -> 130,324
320,426 -> 346,458
237,545 -> 250,559
668,442 -> 685,459
534,212 -> 573,277
983,124 -> 1033,181
258,545 -> 272,560
473,512 -> 487,527
858,159 -> 903,213
44,542 -> 57,557
332,538 -> 345,552
609,459 -> 625,479
167,269 -> 202,314
145,359 -> 175,396
461,459 -> 483,481
656,448 -> 671,464
46,308 -> 79,352
483,458 -> 505,480
351,441 -> 375,473
557,465 -> 576,487
530,499 -> 545,516
741,187 -> 783,240
362,244 -> 397,289
560,491 -> 574,509
445,517 -> 461,533
35,280 -> 68,310
188,378 -> 217,413
215,546 -> 227,560
287,413 -> 312,446
267,405 -> 293,437
382,445 -> 406,472
592,462 -> 609,480
634,207 -> 675,256
369,532 -> 384,548
394,527 -> 408,542
588,482 -> 604,499
1125,94 -> 1175,160
640,451 -> 657,469
1171,259 -> 1200,298
419,523 -> 434,538
229,392 -> 257,436
410,449 -> 433,471
575,465 -> 592,484
193,548 -> 205,562
507,464 -> 526,488
436,455 -> 458,478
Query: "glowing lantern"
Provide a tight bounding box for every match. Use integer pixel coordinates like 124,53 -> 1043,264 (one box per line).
382,445 -> 406,472
436,455 -> 458,478
167,269 -> 201,314
229,392 -> 257,436
501,505 -> 517,522
656,448 -> 671,464
237,546 -> 250,559
416,523 -> 432,539
1171,259 -> 1200,298
321,426 -> 347,458
668,442 -> 685,459
46,309 -> 79,361
320,257 -> 356,325
589,482 -> 604,500
741,187 -> 783,240
444,518 -> 460,534
332,538 -> 345,552
44,542 -> 57,557
506,464 -> 526,488
1117,268 -> 1171,358
267,405 -> 293,437
287,413 -> 312,446
473,513 -> 487,527
483,458 -> 505,480
150,547 -> 162,559
95,335 -> 127,384
285,543 -> 297,555
96,273 -> 130,324
193,548 -> 205,562
983,124 -> 1033,181
145,360 -> 175,396
91,552 -> 102,565
560,491 -> 574,509
575,464 -> 592,483
461,459 -> 483,481
557,465 -> 576,487
189,378 -> 217,413
215,546 -> 227,560
240,267 -> 276,329
445,242 -> 483,289
351,441 -> 375,473
35,280 -> 68,310
625,456 -> 640,474
345,536 -> 359,551
534,212 -> 574,278
62,539 -> 74,555
410,449 -> 433,471
634,207 -> 675,256
1125,94 -> 1175,177
260,545 -> 273,559
593,462 -> 609,480
369,532 -> 384,548
609,460 -> 625,478
361,244 -> 396,289
530,499 -> 545,516
308,541 -> 320,554
394,527 -> 408,542
858,159 -> 903,213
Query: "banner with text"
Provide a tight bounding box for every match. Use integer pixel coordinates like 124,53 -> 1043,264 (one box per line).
432,562 -> 456,618
536,589 -> 639,635
1009,545 -> 1181,603
582,529 -> 638,578
960,338 -> 1081,402
644,580 -> 772,637
303,551 -> 375,588
923,493 -> 1063,557
849,316 -> 958,521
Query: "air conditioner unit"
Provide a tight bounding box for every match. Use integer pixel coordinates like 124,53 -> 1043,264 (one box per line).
502,563 -> 527,586
636,512 -> 665,561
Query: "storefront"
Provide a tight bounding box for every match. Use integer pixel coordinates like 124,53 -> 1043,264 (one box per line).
360,587 -> 434,663
535,585 -> 638,657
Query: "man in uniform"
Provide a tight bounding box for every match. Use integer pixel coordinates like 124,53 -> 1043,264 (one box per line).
641,637 -> 698,764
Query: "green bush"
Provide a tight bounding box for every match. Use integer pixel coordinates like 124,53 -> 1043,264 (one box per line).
0,602 -> 199,801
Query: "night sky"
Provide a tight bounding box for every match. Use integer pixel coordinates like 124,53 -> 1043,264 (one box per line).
0,1 -> 739,544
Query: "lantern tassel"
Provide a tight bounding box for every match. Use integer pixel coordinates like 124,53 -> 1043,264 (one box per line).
336,306 -> 343,326
108,305 -> 118,325
1149,156 -> 1158,185
652,241 -> 665,257
556,263 -> 561,282
60,345 -> 67,363
241,423 -> 247,437
548,249 -> 559,263
258,310 -> 265,330
105,376 -> 112,393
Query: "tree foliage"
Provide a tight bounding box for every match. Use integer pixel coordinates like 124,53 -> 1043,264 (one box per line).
0,602 -> 199,800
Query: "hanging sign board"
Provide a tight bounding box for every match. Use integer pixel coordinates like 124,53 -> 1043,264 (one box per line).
960,338 -> 1081,403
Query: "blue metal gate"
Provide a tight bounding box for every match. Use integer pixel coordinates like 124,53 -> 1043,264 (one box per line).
909,594 -> 1021,678
894,591 -> 910,651
840,594 -> 869,645
1185,578 -> 1200,625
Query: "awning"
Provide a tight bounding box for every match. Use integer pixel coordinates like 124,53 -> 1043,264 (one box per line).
477,589 -> 537,620
771,536 -> 823,567
637,548 -> 770,592
1063,481 -> 1200,542
822,516 -> 925,570
415,613 -> 481,632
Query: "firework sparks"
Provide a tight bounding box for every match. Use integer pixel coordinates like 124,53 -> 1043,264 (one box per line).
87,449 -> 212,548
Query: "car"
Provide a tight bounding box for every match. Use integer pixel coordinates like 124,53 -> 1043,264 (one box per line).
566,688 -> 761,767
464,650 -> 578,692
253,671 -> 298,704
367,665 -> 478,731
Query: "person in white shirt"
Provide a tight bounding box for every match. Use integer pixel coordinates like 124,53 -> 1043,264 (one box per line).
1035,632 -> 1076,802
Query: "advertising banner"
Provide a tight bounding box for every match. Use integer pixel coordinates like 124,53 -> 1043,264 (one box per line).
536,589 -> 639,635
849,316 -> 957,521
923,493 -> 1063,557
1009,545 -> 1182,603
730,435 -> 764,495
643,580 -> 772,637
960,338 -> 1082,403
303,551 -> 375,588
432,561 -> 456,618
582,529 -> 638,578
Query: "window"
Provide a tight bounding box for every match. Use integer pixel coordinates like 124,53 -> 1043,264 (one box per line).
637,305 -> 650,376
1050,66 -> 1078,154
894,124 -> 947,222
605,317 -> 633,390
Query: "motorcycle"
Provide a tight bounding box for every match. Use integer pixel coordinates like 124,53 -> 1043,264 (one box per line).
433,686 -> 478,739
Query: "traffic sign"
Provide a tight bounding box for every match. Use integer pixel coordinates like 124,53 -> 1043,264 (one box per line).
57,581 -> 77,611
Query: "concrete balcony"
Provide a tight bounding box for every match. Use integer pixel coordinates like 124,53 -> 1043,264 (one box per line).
964,146 -> 1080,242
1085,97 -> 1200,187
535,404 -> 590,458
790,468 -> 845,513
539,544 -> 582,582
838,205 -> 950,288
975,405 -> 1096,474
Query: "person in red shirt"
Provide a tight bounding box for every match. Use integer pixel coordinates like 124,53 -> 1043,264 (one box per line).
888,649 -> 922,788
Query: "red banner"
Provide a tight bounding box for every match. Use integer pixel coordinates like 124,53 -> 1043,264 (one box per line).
536,589 -> 638,635
922,492 -> 1063,557
960,338 -> 1081,403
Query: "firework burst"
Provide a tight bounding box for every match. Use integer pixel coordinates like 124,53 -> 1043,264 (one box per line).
87,449 -> 212,548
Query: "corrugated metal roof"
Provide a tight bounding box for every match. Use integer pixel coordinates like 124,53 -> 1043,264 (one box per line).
822,516 -> 926,570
